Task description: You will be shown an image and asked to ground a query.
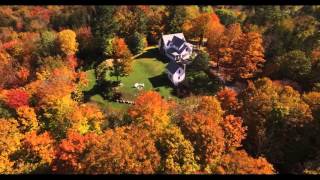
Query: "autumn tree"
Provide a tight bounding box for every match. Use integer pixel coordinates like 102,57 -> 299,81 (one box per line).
114,6 -> 148,37
215,8 -> 240,26
180,112 -> 225,168
166,6 -> 188,33
177,96 -> 224,122
220,115 -> 247,152
303,91 -> 320,122
0,118 -> 24,174
81,126 -> 161,174
0,51 -> 14,88
126,31 -> 147,55
128,91 -> 170,136
211,150 -> 275,174
53,130 -> 98,173
91,6 -> 119,56
57,29 -> 78,56
176,96 -> 225,167
207,23 -> 265,81
2,89 -> 30,109
16,106 -> 39,132
183,12 -> 221,46
66,103 -> 106,134
277,50 -> 312,81
190,51 -> 210,73
216,87 -> 241,115
231,31 -> 265,79
35,67 -> 77,139
13,131 -> 57,173
242,78 -> 317,172
105,37 -> 133,81
157,126 -> 200,174
95,59 -> 114,83
37,30 -> 57,57
145,6 -> 166,44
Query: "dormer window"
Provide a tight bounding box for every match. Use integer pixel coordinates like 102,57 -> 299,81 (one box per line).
178,69 -> 181,74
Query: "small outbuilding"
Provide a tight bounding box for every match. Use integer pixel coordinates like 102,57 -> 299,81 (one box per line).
166,62 -> 186,86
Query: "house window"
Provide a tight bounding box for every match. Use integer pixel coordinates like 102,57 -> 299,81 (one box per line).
178,70 -> 181,74
178,76 -> 180,80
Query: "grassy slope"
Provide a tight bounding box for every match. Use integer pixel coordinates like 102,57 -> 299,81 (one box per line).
83,46 -> 176,110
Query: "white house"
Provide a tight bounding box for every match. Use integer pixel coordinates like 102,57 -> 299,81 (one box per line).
159,33 -> 193,63
166,62 -> 186,86
159,33 -> 193,86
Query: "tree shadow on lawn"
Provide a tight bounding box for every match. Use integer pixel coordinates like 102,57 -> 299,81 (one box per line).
83,81 -> 118,102
149,73 -> 172,89
135,47 -> 168,63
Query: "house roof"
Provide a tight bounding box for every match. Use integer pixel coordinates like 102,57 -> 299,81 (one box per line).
167,44 -> 190,57
166,62 -> 182,74
171,36 -> 185,49
161,33 -> 185,47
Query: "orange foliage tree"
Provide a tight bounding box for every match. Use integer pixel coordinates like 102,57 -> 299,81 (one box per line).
128,91 -> 170,136
36,66 -> 76,106
216,87 -> 241,115
212,150 -> 275,174
110,37 -> 133,80
242,78 -> 317,170
232,31 -> 265,79
207,23 -> 265,81
22,131 -> 57,167
180,112 -> 225,167
303,91 -> 320,122
220,115 -> 247,152
183,12 -> 223,46
53,130 -> 98,173
81,125 -> 161,174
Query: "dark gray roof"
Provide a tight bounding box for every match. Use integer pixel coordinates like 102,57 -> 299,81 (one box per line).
166,62 -> 182,74
166,48 -> 176,55
161,33 -> 185,47
167,44 -> 188,57
178,44 -> 188,54
172,36 -> 185,49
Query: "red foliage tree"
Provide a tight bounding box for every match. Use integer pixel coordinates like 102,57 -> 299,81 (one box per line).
4,88 -> 30,109
52,130 -> 99,173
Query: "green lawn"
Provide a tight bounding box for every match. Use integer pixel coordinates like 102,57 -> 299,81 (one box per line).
82,46 -> 177,110
82,69 -> 96,92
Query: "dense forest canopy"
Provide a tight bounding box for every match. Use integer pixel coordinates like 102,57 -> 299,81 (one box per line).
0,5 -> 320,174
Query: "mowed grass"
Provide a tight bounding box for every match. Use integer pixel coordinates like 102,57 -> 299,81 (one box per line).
82,69 -> 96,92
82,46 -> 177,110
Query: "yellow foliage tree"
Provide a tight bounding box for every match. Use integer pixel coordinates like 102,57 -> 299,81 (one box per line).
57,29 -> 78,56
16,106 -> 39,132
158,126 -> 200,174
0,118 -> 24,174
